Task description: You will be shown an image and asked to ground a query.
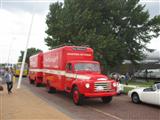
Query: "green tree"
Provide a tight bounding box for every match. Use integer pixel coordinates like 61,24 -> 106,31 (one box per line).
18,48 -> 42,64
45,0 -> 160,72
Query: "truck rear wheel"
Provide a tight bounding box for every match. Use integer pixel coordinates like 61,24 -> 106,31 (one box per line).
29,77 -> 34,84
35,79 -> 40,87
101,96 -> 112,103
46,81 -> 56,93
72,87 -> 83,105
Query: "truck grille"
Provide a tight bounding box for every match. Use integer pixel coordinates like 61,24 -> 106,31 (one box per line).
94,82 -> 112,92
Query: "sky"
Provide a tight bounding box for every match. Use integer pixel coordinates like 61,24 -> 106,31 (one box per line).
0,0 -> 160,64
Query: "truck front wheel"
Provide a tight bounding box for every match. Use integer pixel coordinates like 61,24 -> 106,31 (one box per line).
101,96 -> 112,103
72,87 -> 83,105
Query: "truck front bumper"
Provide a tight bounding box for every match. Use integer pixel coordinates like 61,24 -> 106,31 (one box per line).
84,91 -> 117,97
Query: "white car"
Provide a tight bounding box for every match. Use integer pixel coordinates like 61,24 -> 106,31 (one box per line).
128,82 -> 160,106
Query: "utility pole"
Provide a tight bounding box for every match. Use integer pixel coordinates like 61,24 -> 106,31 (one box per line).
17,13 -> 34,89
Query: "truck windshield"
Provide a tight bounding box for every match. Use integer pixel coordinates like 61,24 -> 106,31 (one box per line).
75,63 -> 100,72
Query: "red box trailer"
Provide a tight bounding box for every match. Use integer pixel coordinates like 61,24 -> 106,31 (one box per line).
29,52 -> 43,86
42,46 -> 117,105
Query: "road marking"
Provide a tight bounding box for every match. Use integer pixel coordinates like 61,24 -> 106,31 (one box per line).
87,106 -> 122,120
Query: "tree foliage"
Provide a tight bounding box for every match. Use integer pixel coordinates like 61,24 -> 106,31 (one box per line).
45,0 -> 160,72
18,48 -> 42,64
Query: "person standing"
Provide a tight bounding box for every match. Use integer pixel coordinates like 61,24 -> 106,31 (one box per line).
4,68 -> 13,94
145,69 -> 149,82
125,72 -> 130,85
0,77 -> 3,91
112,73 -> 120,82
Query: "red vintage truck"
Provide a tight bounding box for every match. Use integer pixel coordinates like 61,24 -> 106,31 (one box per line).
42,46 -> 117,105
29,52 -> 43,86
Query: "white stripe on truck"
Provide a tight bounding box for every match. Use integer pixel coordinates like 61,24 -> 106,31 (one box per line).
29,69 -> 43,72
29,69 -> 90,80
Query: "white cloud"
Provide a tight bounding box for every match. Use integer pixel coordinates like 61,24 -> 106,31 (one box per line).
140,0 -> 160,3
1,0 -> 64,13
0,9 -> 48,64
147,36 -> 160,50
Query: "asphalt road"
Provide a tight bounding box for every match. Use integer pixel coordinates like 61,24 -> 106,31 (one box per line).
22,78 -> 159,120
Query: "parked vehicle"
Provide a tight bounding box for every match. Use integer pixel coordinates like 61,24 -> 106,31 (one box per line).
128,82 -> 160,106
29,52 -> 43,86
148,69 -> 160,79
134,69 -> 160,79
29,46 -> 117,105
13,62 -> 28,77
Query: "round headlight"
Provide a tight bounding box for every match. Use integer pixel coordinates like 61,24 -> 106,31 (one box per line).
85,83 -> 90,88
113,82 -> 117,87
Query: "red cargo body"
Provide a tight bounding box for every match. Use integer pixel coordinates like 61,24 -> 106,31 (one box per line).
29,52 -> 43,86
42,46 -> 117,105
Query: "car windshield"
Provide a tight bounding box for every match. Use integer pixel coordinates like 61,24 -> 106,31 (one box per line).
75,63 -> 100,72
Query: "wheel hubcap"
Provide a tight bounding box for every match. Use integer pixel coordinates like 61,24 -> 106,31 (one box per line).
133,95 -> 138,102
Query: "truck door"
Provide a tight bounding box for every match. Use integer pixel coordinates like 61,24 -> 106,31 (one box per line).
65,63 -> 74,92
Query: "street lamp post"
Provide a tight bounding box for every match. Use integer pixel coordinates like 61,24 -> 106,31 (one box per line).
17,13 -> 34,89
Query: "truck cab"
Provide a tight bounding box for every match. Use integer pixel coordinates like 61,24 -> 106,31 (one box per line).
65,61 -> 117,105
